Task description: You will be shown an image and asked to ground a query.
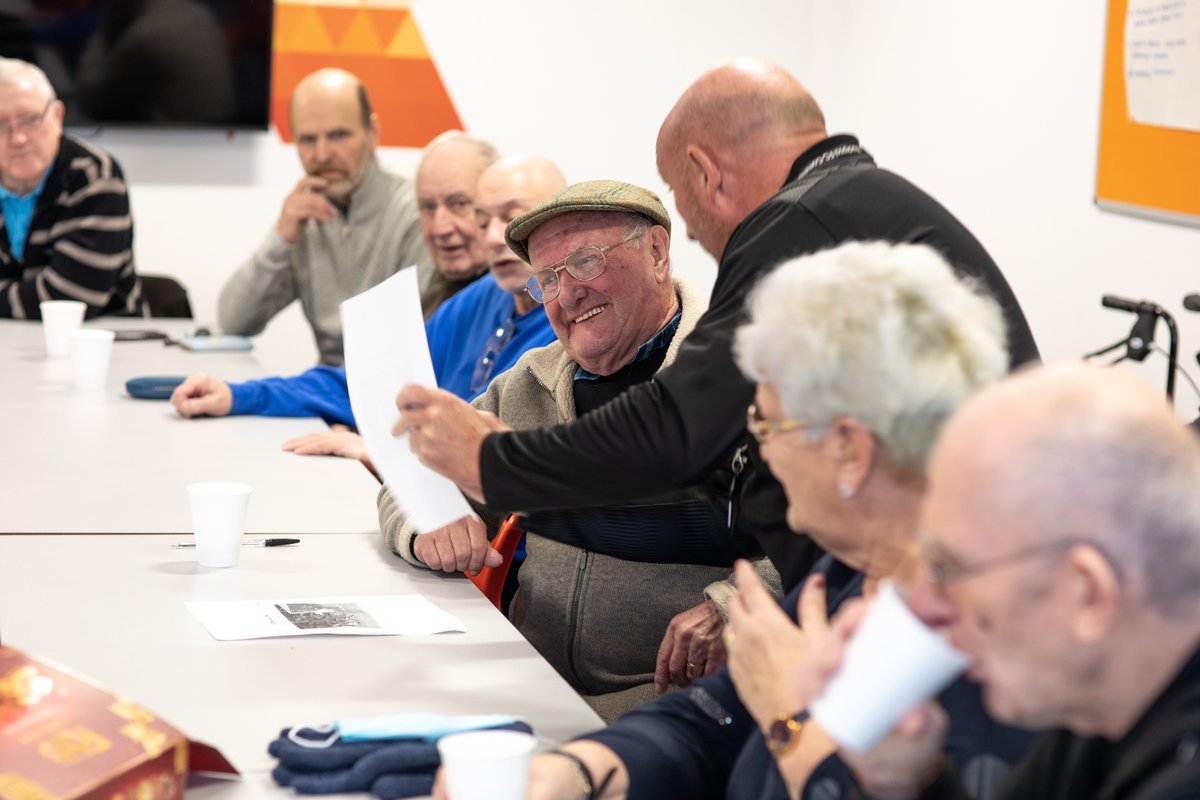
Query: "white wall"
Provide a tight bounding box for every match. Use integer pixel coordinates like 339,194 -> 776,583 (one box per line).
85,0 -> 1200,414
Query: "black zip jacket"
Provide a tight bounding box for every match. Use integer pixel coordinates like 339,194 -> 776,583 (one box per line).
479,135 -> 1040,590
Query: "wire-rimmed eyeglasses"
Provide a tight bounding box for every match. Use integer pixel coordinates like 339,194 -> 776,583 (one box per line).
745,403 -> 816,445
524,230 -> 645,304
0,100 -> 55,139
920,535 -> 1121,590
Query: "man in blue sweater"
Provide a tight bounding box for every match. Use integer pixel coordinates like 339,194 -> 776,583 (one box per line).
170,155 -> 567,458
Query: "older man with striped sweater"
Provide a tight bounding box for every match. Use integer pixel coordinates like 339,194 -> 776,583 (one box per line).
0,58 -> 142,319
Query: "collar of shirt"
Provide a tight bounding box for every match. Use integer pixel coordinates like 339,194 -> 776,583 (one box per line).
0,171 -> 50,260
574,309 -> 682,382
0,170 -> 49,204
785,133 -> 868,184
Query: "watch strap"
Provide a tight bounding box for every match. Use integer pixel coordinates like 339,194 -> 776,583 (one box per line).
766,710 -> 810,759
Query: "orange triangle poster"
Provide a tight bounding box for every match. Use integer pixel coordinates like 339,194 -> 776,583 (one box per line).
272,1 -> 462,148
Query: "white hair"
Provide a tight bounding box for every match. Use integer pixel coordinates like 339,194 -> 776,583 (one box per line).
734,241 -> 1009,472
0,58 -> 55,102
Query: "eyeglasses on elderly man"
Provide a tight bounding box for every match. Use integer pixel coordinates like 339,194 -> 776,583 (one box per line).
524,230 -> 646,304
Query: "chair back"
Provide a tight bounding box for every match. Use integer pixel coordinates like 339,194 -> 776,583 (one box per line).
140,274 -> 193,318
467,514 -> 523,610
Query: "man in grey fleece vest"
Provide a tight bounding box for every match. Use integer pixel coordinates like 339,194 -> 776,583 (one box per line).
381,181 -> 775,721
218,68 -> 435,367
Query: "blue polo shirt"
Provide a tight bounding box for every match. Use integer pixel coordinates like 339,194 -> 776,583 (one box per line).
0,173 -> 48,260
228,273 -> 556,425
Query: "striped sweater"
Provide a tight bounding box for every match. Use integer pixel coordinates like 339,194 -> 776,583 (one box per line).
0,134 -> 143,319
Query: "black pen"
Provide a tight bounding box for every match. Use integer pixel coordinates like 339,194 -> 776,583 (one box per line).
171,538 -> 300,549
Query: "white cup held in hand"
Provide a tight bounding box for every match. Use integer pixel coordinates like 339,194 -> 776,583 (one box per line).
40,300 -> 86,358
69,329 -> 115,392
436,729 -> 536,800
810,580 -> 968,753
187,482 -> 253,568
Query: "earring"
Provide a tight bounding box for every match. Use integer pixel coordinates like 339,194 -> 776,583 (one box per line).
838,482 -> 855,499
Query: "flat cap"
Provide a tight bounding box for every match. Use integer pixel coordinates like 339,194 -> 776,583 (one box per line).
505,179 -> 671,263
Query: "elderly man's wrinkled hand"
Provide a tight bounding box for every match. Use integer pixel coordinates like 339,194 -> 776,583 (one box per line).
413,515 -> 502,576
277,176 -> 336,244
655,599 -> 727,692
170,372 -> 233,418
393,384 -> 499,502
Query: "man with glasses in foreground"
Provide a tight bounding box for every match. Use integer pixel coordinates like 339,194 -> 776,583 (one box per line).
383,180 -> 768,721
814,362 -> 1200,799
171,153 -> 561,458
0,58 -> 143,318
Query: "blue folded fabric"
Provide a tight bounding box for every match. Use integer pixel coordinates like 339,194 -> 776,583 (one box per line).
268,726 -> 390,770
267,720 -> 534,799
370,773 -> 436,799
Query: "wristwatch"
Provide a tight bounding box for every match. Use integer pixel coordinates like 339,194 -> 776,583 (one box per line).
766,711 -> 810,759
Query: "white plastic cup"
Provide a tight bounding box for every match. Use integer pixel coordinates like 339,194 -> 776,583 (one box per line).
40,300 -> 86,358
69,329 -> 115,392
810,581 -> 969,753
187,482 -> 253,568
436,730 -> 536,800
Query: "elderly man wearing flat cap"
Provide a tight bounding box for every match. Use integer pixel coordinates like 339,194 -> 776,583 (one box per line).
383,180 -> 771,721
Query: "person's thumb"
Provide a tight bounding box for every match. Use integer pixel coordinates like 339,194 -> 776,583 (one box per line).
179,397 -> 208,417
483,546 -> 504,569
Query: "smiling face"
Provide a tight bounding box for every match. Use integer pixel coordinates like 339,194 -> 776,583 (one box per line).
291,73 -> 377,203
0,75 -> 62,195
526,213 -> 674,376
416,141 -> 490,281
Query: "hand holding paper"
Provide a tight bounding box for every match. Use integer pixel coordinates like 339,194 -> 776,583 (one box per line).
340,269 -> 473,532
393,384 -> 508,503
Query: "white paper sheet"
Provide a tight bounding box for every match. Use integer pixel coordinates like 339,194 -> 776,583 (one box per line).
186,594 -> 466,641
340,268 -> 473,532
1125,0 -> 1200,132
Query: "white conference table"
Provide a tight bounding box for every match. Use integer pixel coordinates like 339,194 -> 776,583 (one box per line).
0,533 -> 605,797
1,319 -> 381,534
1,318 -> 607,797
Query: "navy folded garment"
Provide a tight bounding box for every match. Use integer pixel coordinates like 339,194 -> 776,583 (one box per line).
267,721 -> 534,799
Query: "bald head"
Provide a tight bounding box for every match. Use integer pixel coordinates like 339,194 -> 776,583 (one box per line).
933,363 -> 1200,615
656,58 -> 827,259
0,58 -> 55,102
475,155 -> 567,307
659,58 -> 825,160
290,68 -> 371,131
477,155 -> 567,204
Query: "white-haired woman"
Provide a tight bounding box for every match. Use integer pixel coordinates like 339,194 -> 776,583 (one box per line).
509,242 -> 1035,800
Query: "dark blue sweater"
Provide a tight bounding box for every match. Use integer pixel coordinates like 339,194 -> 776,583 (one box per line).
583,556 -> 1034,800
